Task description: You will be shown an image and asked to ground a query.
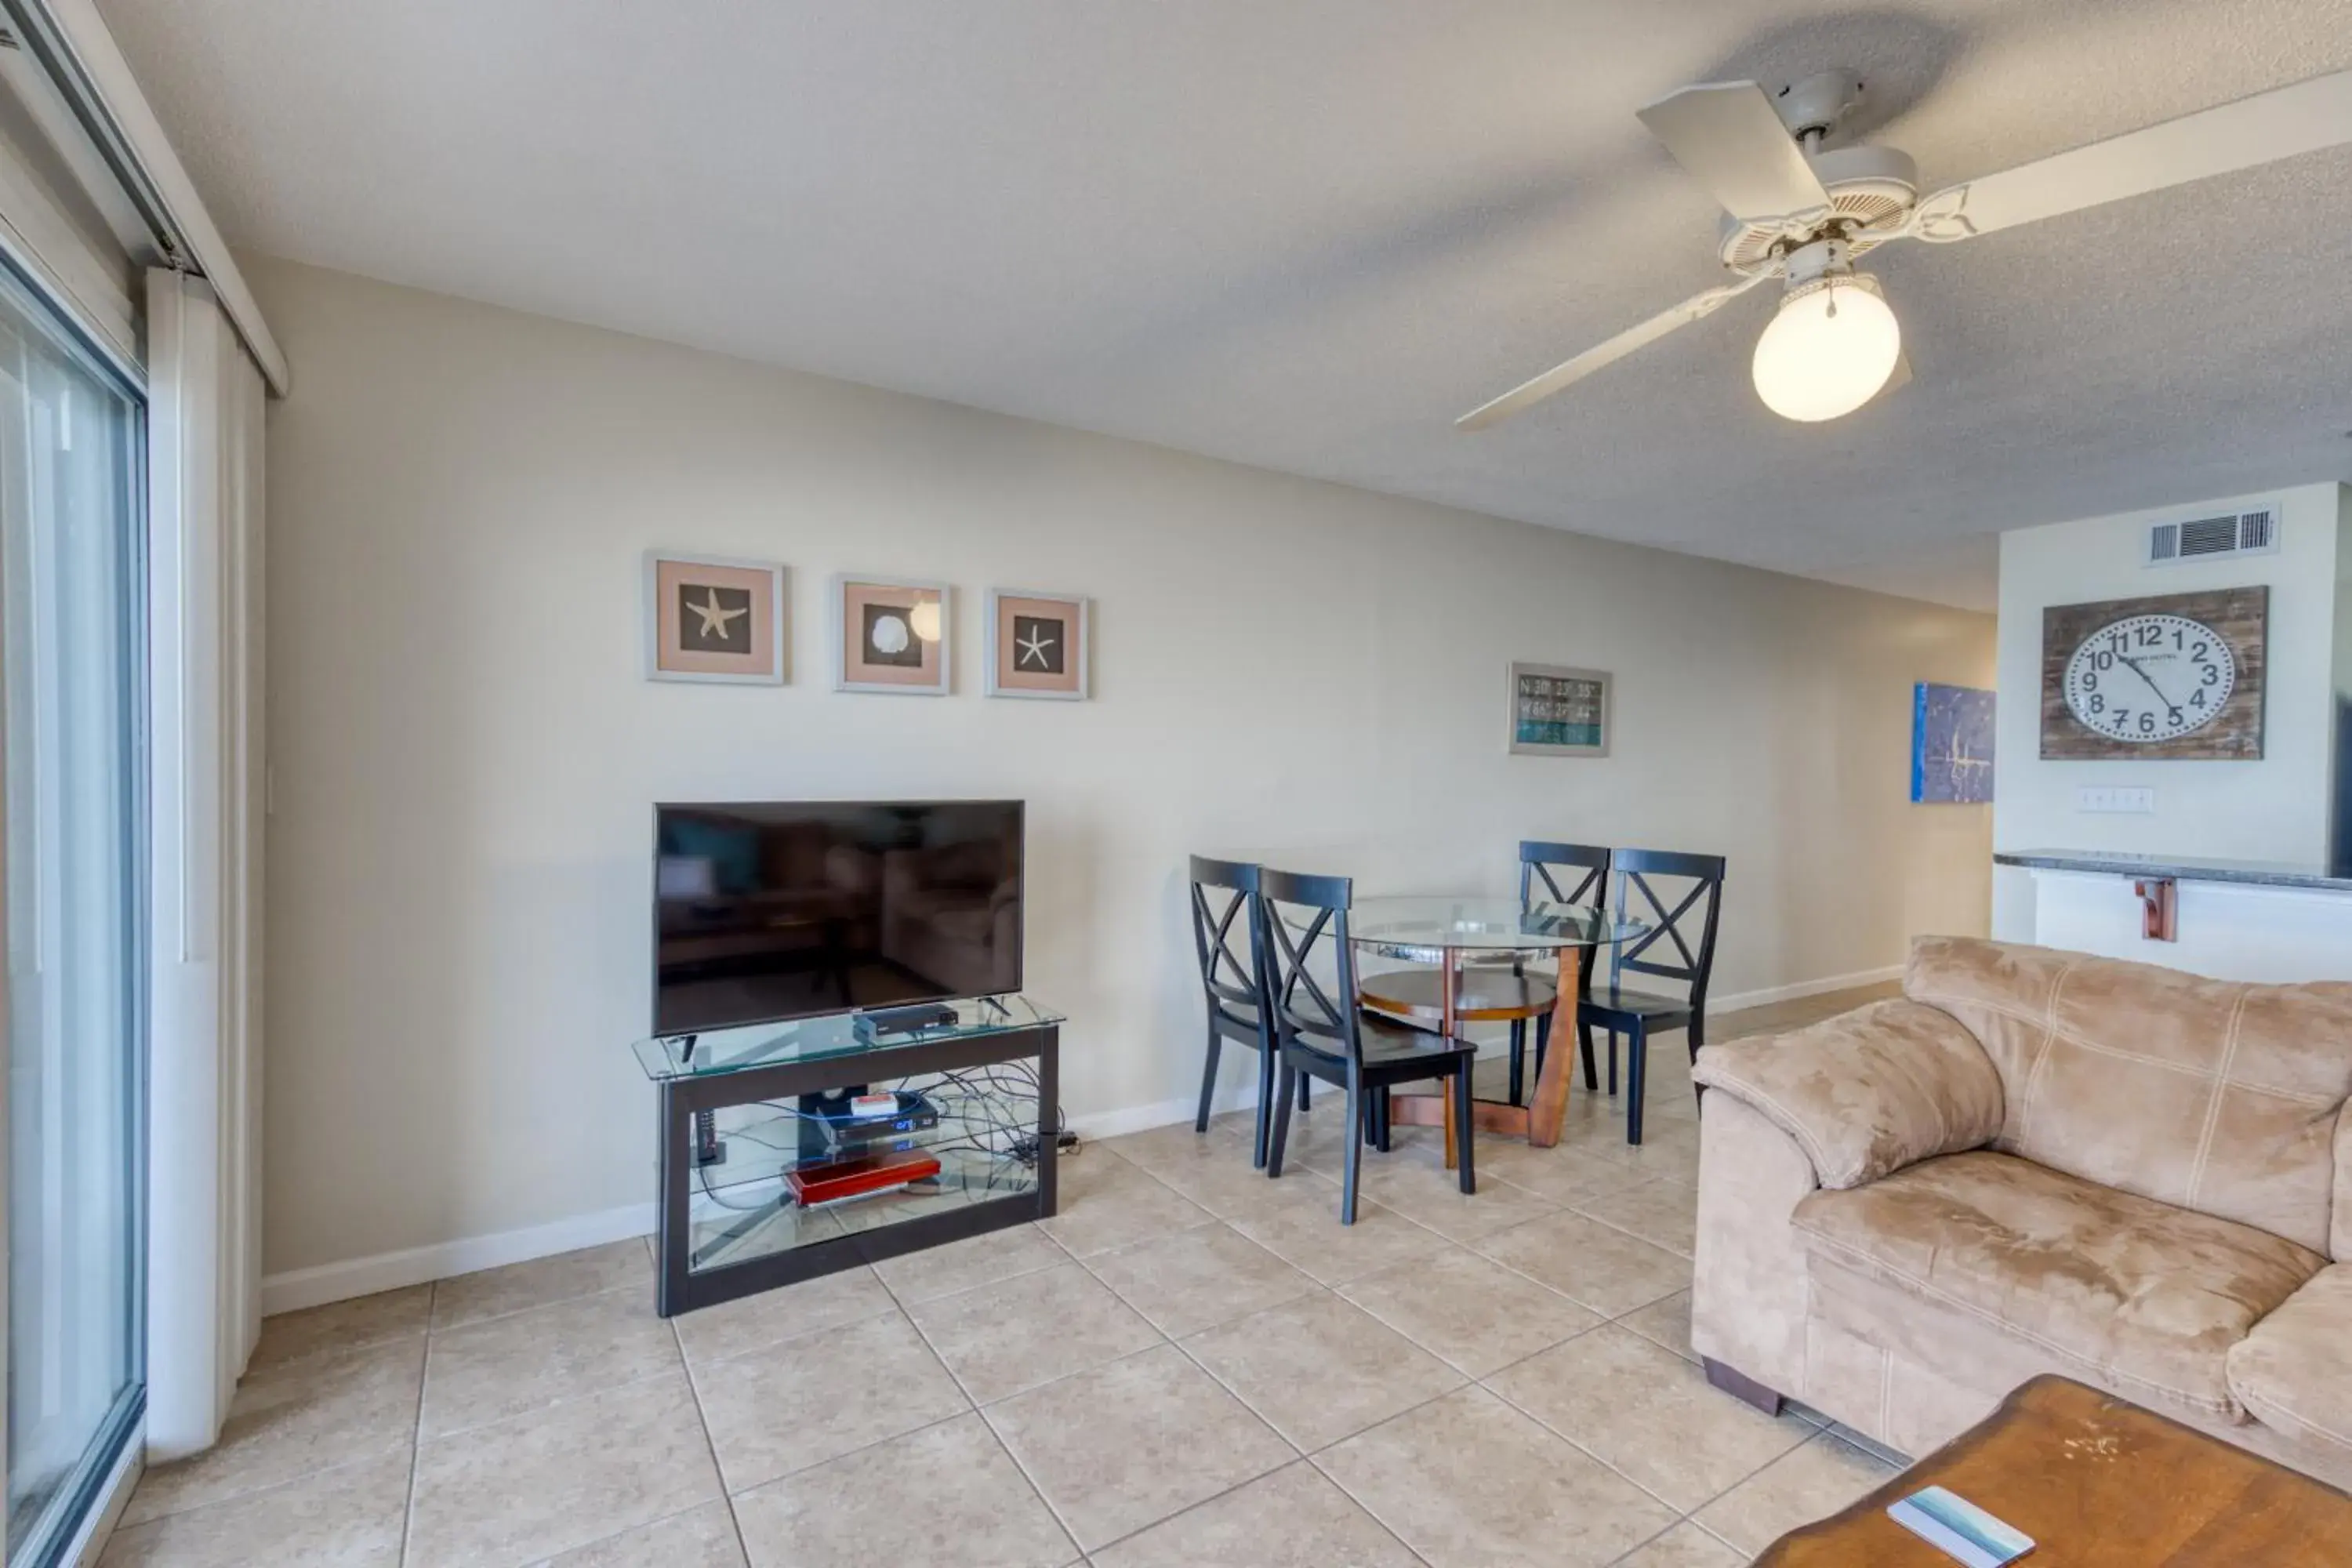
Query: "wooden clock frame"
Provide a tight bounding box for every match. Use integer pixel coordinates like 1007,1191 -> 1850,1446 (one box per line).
2038,586 -> 2267,760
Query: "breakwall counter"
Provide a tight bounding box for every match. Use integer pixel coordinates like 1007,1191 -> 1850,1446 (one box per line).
1994,850 -> 2352,983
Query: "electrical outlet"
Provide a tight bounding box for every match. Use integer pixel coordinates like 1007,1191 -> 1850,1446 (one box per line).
2075,786 -> 2155,814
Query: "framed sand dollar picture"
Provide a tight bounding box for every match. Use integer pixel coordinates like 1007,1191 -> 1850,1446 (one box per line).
644,552 -> 786,684
833,574 -> 949,694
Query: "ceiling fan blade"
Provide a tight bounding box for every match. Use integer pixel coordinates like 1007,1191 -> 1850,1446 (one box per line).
1457,270 -> 1773,430
1637,81 -> 1834,223
1911,67 -> 2352,243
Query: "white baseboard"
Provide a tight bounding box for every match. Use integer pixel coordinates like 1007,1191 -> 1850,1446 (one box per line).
1065,1080 -> 1262,1142
260,1202 -> 656,1317
1710,963 -> 1901,1014
260,966 -> 1894,1317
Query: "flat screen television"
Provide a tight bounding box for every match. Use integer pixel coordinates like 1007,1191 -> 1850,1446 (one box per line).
653,800 -> 1024,1034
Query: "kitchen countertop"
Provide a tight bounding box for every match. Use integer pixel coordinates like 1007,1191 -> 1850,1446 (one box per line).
1994,849 -> 2352,894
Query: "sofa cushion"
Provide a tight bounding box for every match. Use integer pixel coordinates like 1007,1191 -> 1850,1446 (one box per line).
1792,1150 -> 2325,1422
2227,1263 -> 2352,1465
1693,999 -> 2002,1189
1904,936 -> 2352,1254
2337,1103 -> 2352,1262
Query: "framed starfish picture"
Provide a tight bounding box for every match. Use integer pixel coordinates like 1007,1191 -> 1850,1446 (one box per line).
833,574 -> 950,694
644,552 -> 786,684
986,589 -> 1089,700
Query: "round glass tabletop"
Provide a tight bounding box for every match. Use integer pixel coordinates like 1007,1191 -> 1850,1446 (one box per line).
1327,897 -> 1646,958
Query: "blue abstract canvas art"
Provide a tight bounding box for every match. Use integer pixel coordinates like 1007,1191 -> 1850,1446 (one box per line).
1912,683 -> 1995,804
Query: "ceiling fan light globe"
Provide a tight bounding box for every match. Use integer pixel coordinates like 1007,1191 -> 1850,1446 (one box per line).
1750,275 -> 1901,422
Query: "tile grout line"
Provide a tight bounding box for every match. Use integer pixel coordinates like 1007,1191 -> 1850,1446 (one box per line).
1077,1453 -> 1436,1568
869,1238 -> 1065,1313
426,1270 -> 652,1339
107,1345 -> 429,1533
967,1400 -> 1095,1559
891,1238 -> 1174,1411
410,1361 -> 690,1461
727,1404 -> 977,1507
1475,1354 -> 1802,1524
962,1336 -> 1205,1562
880,1232 -> 1103,1563
397,1282 -> 436,1567
949,1155 -> 1327,1556
666,1314 -> 753,1566
1458,1234 -> 1685,1323
109,1448 -> 414,1548
1600,1517 -> 1686,1568
1054,1326 -> 1330,1566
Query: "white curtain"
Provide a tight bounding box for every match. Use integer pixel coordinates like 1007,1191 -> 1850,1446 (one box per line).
143,267 -> 266,1458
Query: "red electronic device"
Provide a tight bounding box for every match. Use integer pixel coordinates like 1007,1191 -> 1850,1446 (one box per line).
785,1149 -> 942,1207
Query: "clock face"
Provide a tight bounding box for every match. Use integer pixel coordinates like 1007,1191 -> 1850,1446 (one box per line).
2063,613 -> 2235,743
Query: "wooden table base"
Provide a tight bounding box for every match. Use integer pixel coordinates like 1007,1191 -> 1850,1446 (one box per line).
1386,956 -> 1577,1149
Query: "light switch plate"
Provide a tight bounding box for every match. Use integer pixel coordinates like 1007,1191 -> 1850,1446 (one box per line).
2076,786 -> 2155,814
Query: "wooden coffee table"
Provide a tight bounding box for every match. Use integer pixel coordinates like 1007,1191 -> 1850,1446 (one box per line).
1757,1374 -> 2352,1565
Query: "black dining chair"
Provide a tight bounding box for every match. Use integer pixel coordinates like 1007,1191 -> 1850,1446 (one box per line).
1187,855 -> 1288,1167
1356,841 -> 1613,1107
1580,848 -> 1726,1145
1510,841 -> 1611,1103
1258,869 -> 1479,1224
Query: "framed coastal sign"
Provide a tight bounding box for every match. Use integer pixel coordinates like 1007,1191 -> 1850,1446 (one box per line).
985,589 -> 1090,699
1508,662 -> 1610,757
833,575 -> 949,695
1911,683 -> 1994,804
2038,586 -> 2266,760
644,552 -> 786,684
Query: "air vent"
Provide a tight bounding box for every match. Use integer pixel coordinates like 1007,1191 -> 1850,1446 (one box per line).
2146,505 -> 2281,567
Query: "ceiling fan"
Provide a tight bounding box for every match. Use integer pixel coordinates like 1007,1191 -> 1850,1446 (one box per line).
1458,65 -> 2352,428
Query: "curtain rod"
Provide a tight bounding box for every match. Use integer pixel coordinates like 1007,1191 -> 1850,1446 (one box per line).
4,0 -> 290,395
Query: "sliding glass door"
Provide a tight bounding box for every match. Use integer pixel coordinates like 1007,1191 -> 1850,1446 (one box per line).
0,260 -> 143,1565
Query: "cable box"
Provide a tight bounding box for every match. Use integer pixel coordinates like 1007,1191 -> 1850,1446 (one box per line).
806,1088 -> 938,1147
786,1150 -> 942,1207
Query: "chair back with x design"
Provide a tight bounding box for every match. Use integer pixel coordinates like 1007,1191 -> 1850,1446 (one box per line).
1518,840 -> 1611,989
1606,848 -> 1726,1007
1517,840 -> 1611,908
1255,868 -> 1367,1066
1188,856 -> 1269,1029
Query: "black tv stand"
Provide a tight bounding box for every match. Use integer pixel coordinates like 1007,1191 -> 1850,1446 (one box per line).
635,995 -> 1063,1317
854,1001 -> 960,1038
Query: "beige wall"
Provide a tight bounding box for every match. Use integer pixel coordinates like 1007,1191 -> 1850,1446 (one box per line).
251,257 -> 1994,1284
1990,484 -> 2352,938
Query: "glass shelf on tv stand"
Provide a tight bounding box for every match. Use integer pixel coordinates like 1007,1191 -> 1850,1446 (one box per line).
632,993 -> 1066,1082
687,1075 -> 1042,1276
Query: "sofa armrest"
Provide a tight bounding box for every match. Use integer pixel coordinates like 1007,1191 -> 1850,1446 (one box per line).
1693,998 -> 2002,1189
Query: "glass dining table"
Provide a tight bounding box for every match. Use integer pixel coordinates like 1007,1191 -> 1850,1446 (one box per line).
1338,896 -> 1648,1157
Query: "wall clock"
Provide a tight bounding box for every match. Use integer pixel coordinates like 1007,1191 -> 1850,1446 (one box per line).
2039,586 -> 2266,760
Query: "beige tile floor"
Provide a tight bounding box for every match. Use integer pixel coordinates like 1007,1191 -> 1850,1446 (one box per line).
105,984 -> 1901,1568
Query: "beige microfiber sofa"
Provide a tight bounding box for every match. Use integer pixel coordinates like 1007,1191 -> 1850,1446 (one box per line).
1690,935 -> 2352,1488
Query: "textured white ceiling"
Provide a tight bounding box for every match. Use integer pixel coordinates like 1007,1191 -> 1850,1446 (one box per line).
96,1 -> 2352,612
